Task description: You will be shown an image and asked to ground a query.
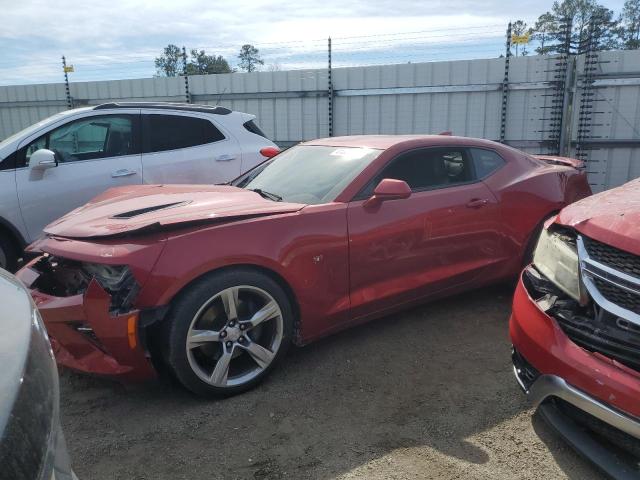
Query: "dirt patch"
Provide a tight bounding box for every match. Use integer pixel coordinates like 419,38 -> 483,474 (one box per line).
60,284 -> 600,479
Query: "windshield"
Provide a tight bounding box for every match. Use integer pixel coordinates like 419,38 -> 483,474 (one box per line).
233,145 -> 382,205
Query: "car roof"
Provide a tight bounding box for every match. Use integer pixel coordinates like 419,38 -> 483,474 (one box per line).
303,135 -> 504,150
93,102 -> 232,115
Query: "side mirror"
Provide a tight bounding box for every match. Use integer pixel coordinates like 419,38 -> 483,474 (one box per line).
29,149 -> 58,170
364,178 -> 411,208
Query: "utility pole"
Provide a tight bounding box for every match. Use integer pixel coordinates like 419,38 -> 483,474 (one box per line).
328,37 -> 333,137
182,46 -> 191,103
500,22 -> 512,143
62,56 -> 73,109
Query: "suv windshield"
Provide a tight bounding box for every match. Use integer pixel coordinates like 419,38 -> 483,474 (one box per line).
233,145 -> 381,205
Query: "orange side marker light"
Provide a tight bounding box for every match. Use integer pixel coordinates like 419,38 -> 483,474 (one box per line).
127,314 -> 138,349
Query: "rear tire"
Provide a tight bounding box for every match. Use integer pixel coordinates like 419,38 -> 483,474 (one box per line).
0,234 -> 17,272
162,268 -> 294,397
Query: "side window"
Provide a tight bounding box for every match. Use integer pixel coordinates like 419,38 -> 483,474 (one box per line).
0,151 -> 18,171
20,115 -> 137,166
243,119 -> 268,138
24,136 -> 47,165
369,147 -> 475,195
144,114 -> 225,153
470,148 -> 506,178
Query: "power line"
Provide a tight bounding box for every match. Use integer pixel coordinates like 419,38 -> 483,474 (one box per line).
0,23 -> 514,83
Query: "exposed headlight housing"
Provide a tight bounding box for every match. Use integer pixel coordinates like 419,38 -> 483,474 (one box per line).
82,263 -> 139,312
533,227 -> 582,302
82,263 -> 130,290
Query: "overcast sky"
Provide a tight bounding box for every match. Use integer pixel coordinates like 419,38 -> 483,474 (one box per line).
0,0 -> 626,85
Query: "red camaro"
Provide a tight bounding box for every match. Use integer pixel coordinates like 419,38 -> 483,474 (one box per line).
17,135 -> 591,396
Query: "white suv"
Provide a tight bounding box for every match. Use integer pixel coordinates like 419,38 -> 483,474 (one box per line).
0,102 -> 279,270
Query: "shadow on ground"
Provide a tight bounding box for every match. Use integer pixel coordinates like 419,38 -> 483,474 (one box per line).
60,285 -> 601,480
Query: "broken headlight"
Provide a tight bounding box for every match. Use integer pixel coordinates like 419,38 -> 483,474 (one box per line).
532,227 -> 582,302
82,263 -> 139,312
82,264 -> 129,289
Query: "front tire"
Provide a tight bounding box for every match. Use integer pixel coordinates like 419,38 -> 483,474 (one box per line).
162,268 -> 294,397
0,234 -> 17,272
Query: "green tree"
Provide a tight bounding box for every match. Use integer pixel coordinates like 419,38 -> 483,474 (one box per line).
155,44 -> 182,77
511,20 -> 532,56
155,45 -> 232,76
237,44 -> 263,72
531,0 -> 620,54
618,0 -> 640,49
186,49 -> 232,74
532,12 -> 559,54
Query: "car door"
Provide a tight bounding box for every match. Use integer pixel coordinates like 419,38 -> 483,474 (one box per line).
140,111 -> 241,185
15,112 -> 142,240
347,146 -> 503,320
0,152 -> 27,265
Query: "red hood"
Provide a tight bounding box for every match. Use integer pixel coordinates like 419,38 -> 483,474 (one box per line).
44,184 -> 305,239
557,178 -> 640,255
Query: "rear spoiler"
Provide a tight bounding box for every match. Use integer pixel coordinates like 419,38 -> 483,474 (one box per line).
532,155 -> 585,170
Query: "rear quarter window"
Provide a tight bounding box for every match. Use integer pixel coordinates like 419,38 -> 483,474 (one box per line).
144,114 -> 225,153
469,148 -> 506,178
243,120 -> 268,139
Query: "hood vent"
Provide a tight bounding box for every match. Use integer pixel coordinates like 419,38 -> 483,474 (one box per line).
111,201 -> 189,219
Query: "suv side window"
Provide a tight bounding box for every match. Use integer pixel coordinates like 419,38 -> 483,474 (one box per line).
0,151 -> 18,171
360,147 -> 476,198
469,148 -> 506,178
19,115 -> 138,166
143,114 -> 225,153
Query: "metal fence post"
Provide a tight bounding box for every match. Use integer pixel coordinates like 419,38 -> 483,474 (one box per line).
62,56 -> 73,109
182,46 -> 191,104
499,23 -> 512,143
328,37 -> 333,137
540,17 -> 572,155
575,17 -> 608,190
557,17 -> 574,156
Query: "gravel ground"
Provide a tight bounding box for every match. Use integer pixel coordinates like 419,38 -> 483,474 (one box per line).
60,284 -> 601,480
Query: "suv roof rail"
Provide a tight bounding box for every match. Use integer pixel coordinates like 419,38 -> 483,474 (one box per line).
93,102 -> 232,115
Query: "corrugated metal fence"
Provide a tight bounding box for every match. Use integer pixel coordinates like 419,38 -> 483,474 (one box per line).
2,50 -> 640,192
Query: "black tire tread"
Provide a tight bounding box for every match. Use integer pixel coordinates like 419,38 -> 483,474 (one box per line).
0,233 -> 17,272
161,268 -> 294,398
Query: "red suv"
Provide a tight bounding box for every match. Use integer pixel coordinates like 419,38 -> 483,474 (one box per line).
510,179 -> 640,478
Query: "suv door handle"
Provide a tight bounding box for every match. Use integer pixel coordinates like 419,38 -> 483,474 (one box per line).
111,169 -> 137,178
215,154 -> 236,162
466,198 -> 489,208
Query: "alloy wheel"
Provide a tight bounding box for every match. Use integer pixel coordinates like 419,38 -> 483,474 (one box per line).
185,285 -> 284,388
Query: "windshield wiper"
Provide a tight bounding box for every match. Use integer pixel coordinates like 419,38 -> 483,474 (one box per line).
250,188 -> 282,202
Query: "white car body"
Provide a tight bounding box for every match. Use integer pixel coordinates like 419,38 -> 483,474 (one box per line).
0,103 -> 277,269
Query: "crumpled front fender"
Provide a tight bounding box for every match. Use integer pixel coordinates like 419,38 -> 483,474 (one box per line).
18,264 -> 156,381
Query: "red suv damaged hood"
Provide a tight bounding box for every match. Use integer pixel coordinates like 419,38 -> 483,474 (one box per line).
557,178 -> 640,255
43,184 -> 305,239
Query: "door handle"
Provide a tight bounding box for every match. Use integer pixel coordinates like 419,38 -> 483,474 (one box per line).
215,154 -> 236,162
466,198 -> 489,208
111,169 -> 137,178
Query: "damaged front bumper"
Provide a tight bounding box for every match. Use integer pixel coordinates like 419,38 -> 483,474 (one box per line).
526,374 -> 640,440
17,259 -> 157,381
510,267 -> 640,478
